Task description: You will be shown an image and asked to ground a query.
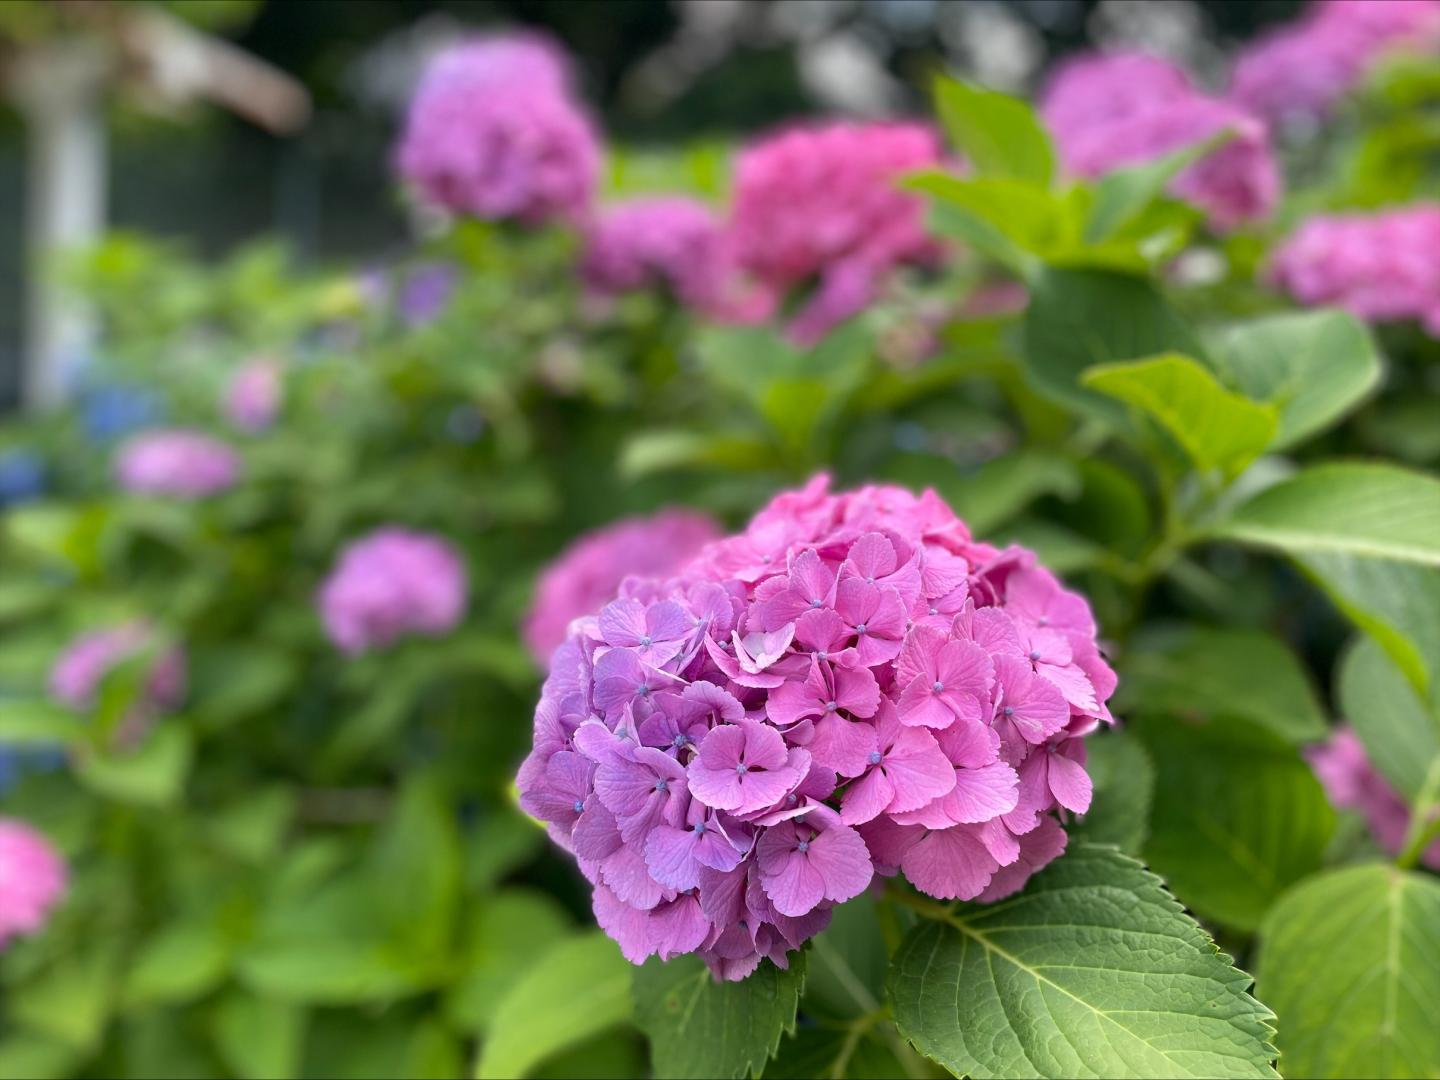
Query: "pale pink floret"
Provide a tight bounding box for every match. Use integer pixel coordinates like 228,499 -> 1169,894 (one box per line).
0,820 -> 66,948
516,476 -> 1116,980
49,622 -> 186,715
1308,727 -> 1440,869
1040,51 -> 1280,230
114,429 -> 240,498
318,527 -> 468,655
1231,0 -> 1440,125
394,33 -> 601,224
1269,205 -> 1440,336
523,510 -> 722,664
730,122 -> 944,344
223,360 -> 282,432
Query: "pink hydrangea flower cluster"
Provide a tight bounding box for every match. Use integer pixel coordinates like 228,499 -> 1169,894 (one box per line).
1307,727 -> 1440,869
517,476 -> 1115,980
525,510 -> 723,664
1040,51 -> 1280,230
729,123 -> 944,345
1231,0 -> 1440,125
581,198 -> 751,317
114,429 -> 241,498
49,622 -> 186,715
0,819 -> 66,949
223,359 -> 282,432
318,527 -> 468,655
1268,204 -> 1440,335
394,32 -> 601,224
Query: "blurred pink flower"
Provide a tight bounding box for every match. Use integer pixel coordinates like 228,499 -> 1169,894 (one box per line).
224,360 -> 282,432
1040,52 -> 1280,230
730,122 -> 944,344
319,527 -> 468,655
394,33 -> 601,224
524,509 -> 723,664
49,622 -> 186,715
0,819 -> 66,949
1308,727 -> 1440,869
1231,0 -> 1440,125
114,429 -> 240,498
1269,204 -> 1440,335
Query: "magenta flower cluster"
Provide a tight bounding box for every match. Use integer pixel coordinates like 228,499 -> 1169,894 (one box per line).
1269,204 -> 1440,335
1231,0 -> 1440,125
1308,727 -> 1440,869
1040,51 -> 1280,230
0,819 -> 66,950
394,33 -> 601,225
49,622 -> 186,717
524,509 -> 722,665
318,527 -> 469,655
224,359 -> 283,433
114,429 -> 241,498
730,123 -> 944,345
517,477 -> 1115,980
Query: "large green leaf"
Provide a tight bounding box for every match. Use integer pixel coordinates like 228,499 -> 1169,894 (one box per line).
888,844 -> 1278,1079
632,953 -> 805,1080
1256,864 -> 1440,1078
1083,137 -> 1220,243
445,889 -> 572,1034
1298,554 -> 1440,697
1337,637 -> 1440,802
1215,463 -> 1440,566
1137,717 -> 1335,931
1117,625 -> 1328,744
476,933 -> 634,1079
211,993 -> 306,1080
1208,310 -> 1382,449
1021,267 -> 1203,425
1083,353 -> 1278,476
74,725 -> 193,807
933,76 -> 1055,186
366,774 -> 463,957
120,917 -> 232,1008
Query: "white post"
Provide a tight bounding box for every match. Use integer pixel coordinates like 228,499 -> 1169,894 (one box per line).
8,40 -> 111,410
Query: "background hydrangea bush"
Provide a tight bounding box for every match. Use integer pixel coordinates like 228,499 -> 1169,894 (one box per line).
1,4 -> 1440,1078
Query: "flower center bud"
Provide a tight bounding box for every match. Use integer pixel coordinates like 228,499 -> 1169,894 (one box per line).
796,840 -> 810,853
825,700 -> 837,712
855,623 -> 867,634
654,778 -> 668,792
1003,706 -> 1015,717
932,680 -> 944,693
640,635 -> 653,647
735,763 -> 749,775
868,750 -> 883,765
573,799 -> 585,815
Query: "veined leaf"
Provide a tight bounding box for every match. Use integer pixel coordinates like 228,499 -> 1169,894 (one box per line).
889,844 -> 1278,1079
1214,462 -> 1440,566
633,953 -> 805,1080
1208,310 -> 1382,449
1083,353 -> 1278,477
1256,864 -> 1440,1079
1337,637 -> 1440,802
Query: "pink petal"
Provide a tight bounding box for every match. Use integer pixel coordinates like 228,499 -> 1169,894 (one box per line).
645,825 -> 702,891
937,717 -> 1000,768
600,845 -> 666,910
901,826 -> 999,901
942,761 -> 1020,823
834,665 -> 881,718
810,713 -> 879,777
896,675 -> 956,729
761,852 -> 827,917
1046,748 -> 1092,813
883,727 -> 959,812
807,824 -> 874,903
839,767 -> 895,826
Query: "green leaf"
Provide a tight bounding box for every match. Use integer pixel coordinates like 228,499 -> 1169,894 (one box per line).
1022,267 -> 1203,425
1070,729 -> 1154,854
1256,864 -> 1440,1079
121,918 -> 232,1008
1337,637 -> 1440,802
1297,554 -> 1440,697
445,889 -> 572,1034
205,786 -> 296,864
211,992 -> 306,1080
1215,462 -> 1440,566
74,725 -> 193,807
8,945 -> 120,1051
1117,625 -> 1328,744
465,808 -> 544,892
1137,716 -> 1335,931
803,896 -> 888,1020
766,1028 -> 909,1079
1083,353 -> 1278,477
888,844 -> 1278,1079
190,644 -> 298,725
236,936 -> 429,1006
633,953 -> 805,1080
933,76 -> 1056,186
366,774 -> 462,957
0,1034 -> 82,1080
1208,310 -> 1382,449
908,173 -> 1063,274
476,932 -> 634,1079
0,700 -> 85,744
618,431 -> 774,479
1083,135 -> 1222,243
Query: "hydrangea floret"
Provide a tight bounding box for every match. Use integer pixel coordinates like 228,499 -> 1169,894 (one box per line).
114,429 -> 241,498
0,819 -> 66,949
517,477 -> 1116,980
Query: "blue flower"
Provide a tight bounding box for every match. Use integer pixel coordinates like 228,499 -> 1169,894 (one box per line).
80,384 -> 164,442
0,451 -> 46,506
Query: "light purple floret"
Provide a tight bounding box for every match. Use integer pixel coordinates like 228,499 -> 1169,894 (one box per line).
318,527 -> 468,655
49,621 -> 186,718
114,429 -> 241,498
0,819 -> 66,949
1308,726 -> 1440,869
517,475 -> 1117,980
